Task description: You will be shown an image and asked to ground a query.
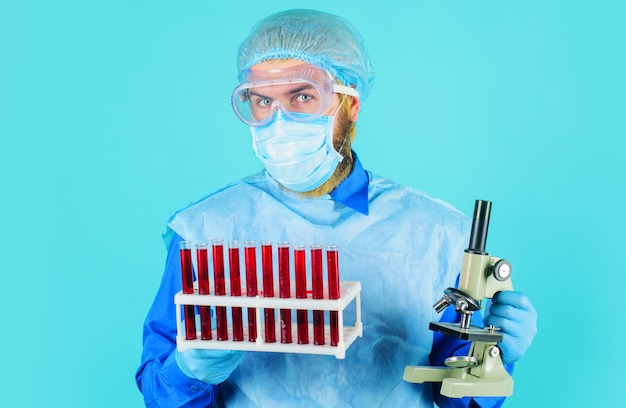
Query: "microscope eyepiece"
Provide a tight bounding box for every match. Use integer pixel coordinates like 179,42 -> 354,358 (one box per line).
466,200 -> 491,255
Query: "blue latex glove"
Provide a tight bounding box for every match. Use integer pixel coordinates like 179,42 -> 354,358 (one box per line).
483,291 -> 537,365
176,348 -> 246,385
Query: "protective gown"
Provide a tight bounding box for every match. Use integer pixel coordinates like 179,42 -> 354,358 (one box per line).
137,155 -> 507,407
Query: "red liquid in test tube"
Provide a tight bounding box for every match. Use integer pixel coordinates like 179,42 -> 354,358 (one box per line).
244,241 -> 258,342
212,239 -> 228,341
278,242 -> 292,344
294,245 -> 309,344
196,243 -> 212,340
229,241 -> 244,341
261,242 -> 276,343
327,245 -> 340,346
179,241 -> 197,340
311,244 -> 325,345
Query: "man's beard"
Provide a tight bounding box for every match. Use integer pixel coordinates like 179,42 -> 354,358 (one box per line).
297,103 -> 356,198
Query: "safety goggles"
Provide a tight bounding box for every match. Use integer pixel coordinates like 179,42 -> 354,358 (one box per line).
232,64 -> 359,127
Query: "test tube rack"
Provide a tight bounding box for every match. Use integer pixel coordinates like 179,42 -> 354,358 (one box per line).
175,281 -> 362,358
174,241 -> 362,359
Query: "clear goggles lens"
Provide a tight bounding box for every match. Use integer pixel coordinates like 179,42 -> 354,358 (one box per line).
232,64 -> 358,127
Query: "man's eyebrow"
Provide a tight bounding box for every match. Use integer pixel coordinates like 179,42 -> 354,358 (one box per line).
248,84 -> 316,100
286,84 -> 316,95
248,89 -> 270,99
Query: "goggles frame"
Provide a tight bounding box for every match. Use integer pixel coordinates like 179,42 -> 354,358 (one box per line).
232,64 -> 358,127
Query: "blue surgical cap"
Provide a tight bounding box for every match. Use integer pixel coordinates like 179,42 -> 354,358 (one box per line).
237,9 -> 375,101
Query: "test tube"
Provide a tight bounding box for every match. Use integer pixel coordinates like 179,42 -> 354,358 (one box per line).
196,243 -> 212,340
278,242 -> 292,344
311,244 -> 325,345
261,242 -> 276,343
229,241 -> 244,342
294,245 -> 309,344
327,245 -> 340,346
179,241 -> 197,340
244,241 -> 258,342
212,239 -> 228,341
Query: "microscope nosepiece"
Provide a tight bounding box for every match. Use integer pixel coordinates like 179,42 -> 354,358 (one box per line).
433,293 -> 453,313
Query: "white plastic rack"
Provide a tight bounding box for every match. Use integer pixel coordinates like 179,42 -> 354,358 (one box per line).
175,281 -> 362,359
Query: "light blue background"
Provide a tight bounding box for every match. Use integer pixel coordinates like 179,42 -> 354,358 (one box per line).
1,1 -> 624,406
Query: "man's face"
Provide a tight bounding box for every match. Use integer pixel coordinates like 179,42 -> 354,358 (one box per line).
242,59 -> 360,196
246,59 -> 358,149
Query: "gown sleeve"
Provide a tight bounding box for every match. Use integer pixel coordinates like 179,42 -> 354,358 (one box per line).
135,230 -> 218,407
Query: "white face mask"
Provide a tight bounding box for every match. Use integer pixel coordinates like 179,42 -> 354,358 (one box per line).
250,111 -> 343,192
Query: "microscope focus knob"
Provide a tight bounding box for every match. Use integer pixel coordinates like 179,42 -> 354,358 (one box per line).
491,259 -> 512,281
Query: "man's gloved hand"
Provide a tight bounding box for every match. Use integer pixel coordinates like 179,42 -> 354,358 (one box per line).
483,291 -> 537,365
176,348 -> 246,384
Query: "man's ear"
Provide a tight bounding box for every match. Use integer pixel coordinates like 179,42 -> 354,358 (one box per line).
349,96 -> 360,121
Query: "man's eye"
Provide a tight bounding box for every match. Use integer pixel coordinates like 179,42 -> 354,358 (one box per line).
296,94 -> 313,103
257,98 -> 272,107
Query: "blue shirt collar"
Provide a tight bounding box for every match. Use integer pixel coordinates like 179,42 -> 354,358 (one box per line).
330,151 -> 369,215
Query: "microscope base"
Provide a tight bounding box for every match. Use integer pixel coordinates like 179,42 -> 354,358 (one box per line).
403,341 -> 513,398
440,375 -> 513,398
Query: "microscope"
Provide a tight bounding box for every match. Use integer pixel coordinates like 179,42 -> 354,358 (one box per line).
403,200 -> 514,398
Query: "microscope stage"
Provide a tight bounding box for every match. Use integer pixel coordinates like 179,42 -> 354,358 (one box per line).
430,322 -> 503,342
